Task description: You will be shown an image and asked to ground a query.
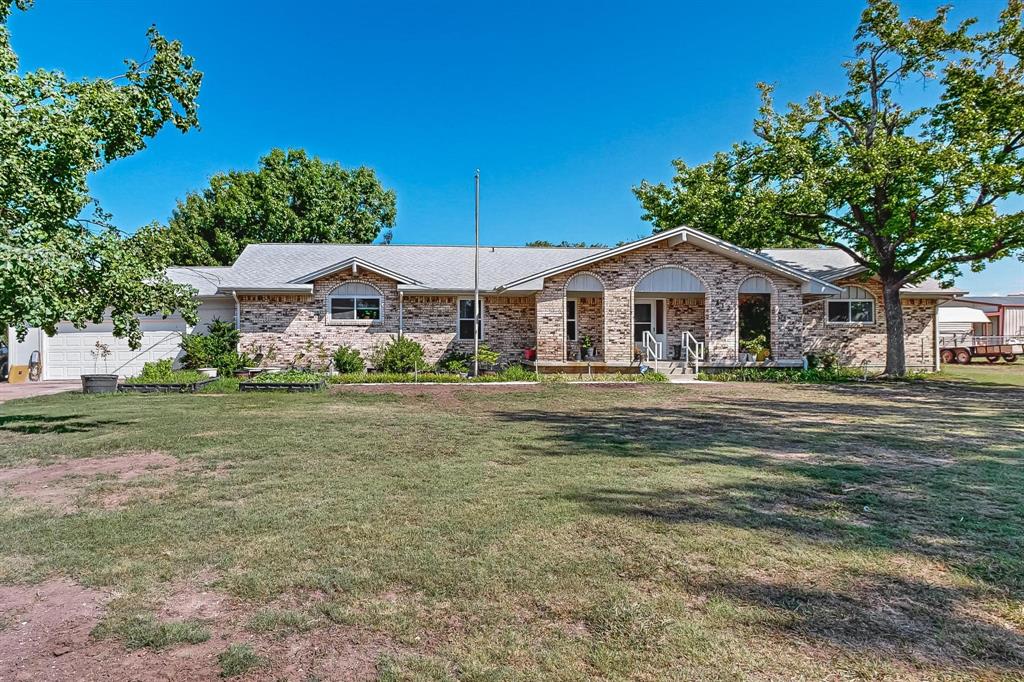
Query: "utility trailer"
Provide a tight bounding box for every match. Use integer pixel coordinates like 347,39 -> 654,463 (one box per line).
939,334 -> 1023,364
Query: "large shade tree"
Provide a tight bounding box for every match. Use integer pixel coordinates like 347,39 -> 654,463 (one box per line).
634,0 -> 1024,375
0,0 -> 202,348
148,148 -> 398,266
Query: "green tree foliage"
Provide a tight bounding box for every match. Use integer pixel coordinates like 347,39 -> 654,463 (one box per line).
525,240 -> 608,248
149,148 -> 397,266
634,0 -> 1024,375
0,1 -> 203,347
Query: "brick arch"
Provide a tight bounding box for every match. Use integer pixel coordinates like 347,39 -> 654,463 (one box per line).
631,264 -> 708,294
323,279 -> 386,320
631,265 -> 709,362
562,271 -> 607,362
735,274 -> 780,360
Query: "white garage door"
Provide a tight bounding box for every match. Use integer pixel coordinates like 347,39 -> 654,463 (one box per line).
43,319 -> 187,380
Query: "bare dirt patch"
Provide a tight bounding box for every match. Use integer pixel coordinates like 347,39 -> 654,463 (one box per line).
0,452 -> 183,513
0,573 -> 404,681
0,578 -> 113,678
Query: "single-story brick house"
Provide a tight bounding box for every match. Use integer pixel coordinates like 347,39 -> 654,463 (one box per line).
5,225 -> 963,379
183,225 -> 961,372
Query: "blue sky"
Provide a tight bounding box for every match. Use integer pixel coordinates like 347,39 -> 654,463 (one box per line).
10,0 -> 1023,294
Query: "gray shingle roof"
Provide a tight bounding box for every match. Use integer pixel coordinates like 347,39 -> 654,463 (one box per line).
212,243 -> 606,292
170,242 -> 961,296
166,266 -> 232,296
959,295 -> 1024,306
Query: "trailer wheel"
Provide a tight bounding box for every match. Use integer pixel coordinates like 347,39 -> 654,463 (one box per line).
1004,353 -> 1018,363
955,348 -> 972,364
940,349 -> 955,364
987,354 -> 1001,363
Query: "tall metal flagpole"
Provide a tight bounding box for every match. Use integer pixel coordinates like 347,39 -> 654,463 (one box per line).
473,170 -> 480,377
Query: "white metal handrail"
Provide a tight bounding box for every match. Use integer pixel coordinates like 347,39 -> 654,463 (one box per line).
641,330 -> 662,373
682,331 -> 704,375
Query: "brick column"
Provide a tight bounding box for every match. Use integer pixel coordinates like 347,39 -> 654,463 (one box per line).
774,282 -> 804,361
535,285 -> 563,361
604,286 -> 633,364
705,289 -> 737,362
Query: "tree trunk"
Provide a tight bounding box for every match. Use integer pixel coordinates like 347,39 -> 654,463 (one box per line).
881,279 -> 906,377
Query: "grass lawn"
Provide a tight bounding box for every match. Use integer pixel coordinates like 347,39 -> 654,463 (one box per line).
0,379 -> 1022,679
934,360 -> 1024,386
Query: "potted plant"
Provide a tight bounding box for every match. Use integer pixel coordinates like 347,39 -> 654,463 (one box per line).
81,341 -> 118,394
739,335 -> 769,363
581,335 -> 595,360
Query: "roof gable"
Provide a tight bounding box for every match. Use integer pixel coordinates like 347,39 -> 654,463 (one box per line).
496,226 -> 842,295
288,257 -> 421,285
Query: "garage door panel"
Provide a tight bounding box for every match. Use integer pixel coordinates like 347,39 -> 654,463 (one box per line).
43,324 -> 186,380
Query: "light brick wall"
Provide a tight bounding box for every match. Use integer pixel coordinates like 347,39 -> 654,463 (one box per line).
238,268 -> 535,367
566,296 -> 604,360
801,276 -> 937,370
537,242 -> 805,363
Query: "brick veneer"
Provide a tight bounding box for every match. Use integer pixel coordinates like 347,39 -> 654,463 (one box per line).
237,269 -> 535,367
235,244 -> 937,371
566,296 -> 604,360
536,241 -> 805,363
802,276 -> 937,370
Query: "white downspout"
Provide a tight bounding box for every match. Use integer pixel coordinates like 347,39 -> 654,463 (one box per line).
232,291 -> 240,329
933,301 -> 940,372
398,291 -> 404,338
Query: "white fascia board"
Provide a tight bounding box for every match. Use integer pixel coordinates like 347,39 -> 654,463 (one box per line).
899,290 -> 963,299
802,281 -> 843,295
288,257 -> 420,285
217,286 -> 314,295
396,285 -> 524,296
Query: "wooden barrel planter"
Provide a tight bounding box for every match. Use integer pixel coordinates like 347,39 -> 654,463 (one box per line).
119,378 -> 217,394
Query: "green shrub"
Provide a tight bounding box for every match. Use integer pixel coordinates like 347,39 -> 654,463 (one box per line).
218,644 -> 266,678
495,363 -> 537,381
541,372 -> 667,383
805,350 -> 840,370
698,367 -> 863,383
332,345 -> 365,373
329,372 -> 464,384
124,360 -> 204,385
180,319 -> 251,376
474,343 -> 501,367
372,337 -> 427,373
248,370 -> 325,384
437,350 -> 472,375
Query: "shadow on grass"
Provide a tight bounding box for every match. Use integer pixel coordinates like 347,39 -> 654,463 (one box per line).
492,381 -> 1024,669
0,413 -> 132,434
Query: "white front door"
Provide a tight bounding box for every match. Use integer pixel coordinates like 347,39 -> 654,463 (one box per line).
634,299 -> 667,358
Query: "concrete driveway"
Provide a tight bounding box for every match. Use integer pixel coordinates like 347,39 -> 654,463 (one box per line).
0,381 -> 79,404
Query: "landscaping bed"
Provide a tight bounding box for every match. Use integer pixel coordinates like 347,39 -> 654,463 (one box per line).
238,370 -> 325,392
119,378 -> 216,394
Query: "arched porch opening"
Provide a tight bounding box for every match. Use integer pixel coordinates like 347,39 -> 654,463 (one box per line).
633,266 -> 706,360
564,273 -> 605,361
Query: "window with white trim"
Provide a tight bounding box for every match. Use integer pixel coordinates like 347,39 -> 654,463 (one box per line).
566,300 -> 577,341
327,283 -> 382,323
827,286 -> 875,324
458,298 -> 482,340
